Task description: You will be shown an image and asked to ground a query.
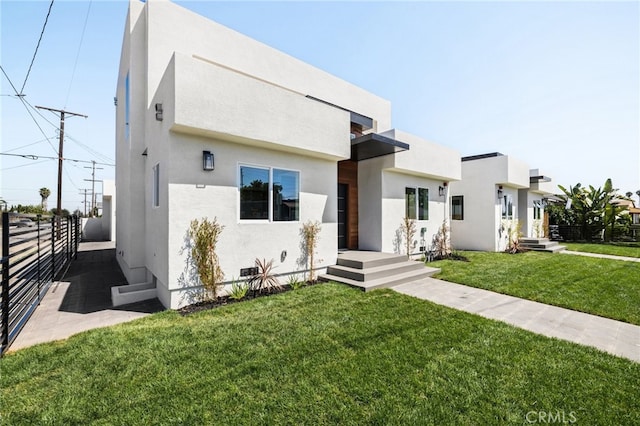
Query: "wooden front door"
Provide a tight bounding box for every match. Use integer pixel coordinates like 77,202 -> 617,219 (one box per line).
337,160 -> 358,250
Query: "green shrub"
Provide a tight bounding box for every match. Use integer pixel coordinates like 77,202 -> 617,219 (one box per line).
189,217 -> 225,300
228,278 -> 248,300
287,274 -> 305,290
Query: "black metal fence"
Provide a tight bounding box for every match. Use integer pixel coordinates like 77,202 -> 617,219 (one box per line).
1,213 -> 80,356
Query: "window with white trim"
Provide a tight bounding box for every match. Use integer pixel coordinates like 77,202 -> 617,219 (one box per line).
405,187 -> 429,220
239,165 -> 299,221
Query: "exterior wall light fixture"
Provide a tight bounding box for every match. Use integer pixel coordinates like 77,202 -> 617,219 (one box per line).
439,182 -> 447,197
497,185 -> 504,199
155,103 -> 163,121
203,151 -> 214,171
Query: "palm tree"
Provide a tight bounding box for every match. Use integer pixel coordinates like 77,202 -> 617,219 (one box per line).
39,187 -> 51,211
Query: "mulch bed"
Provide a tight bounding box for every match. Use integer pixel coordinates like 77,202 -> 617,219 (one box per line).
177,281 -> 323,316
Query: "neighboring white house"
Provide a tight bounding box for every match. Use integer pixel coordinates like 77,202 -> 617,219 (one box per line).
449,153 -> 533,252
81,179 -> 116,241
115,0 -> 461,309
518,169 -> 556,239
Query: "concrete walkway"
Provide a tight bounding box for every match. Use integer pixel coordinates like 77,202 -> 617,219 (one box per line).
394,278 -> 640,363
561,250 -> 640,262
8,241 -> 164,352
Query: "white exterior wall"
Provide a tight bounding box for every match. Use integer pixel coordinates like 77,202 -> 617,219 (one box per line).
450,155 -> 530,251
358,130 -> 461,254
378,130 -> 462,181
171,53 -> 350,160
115,2 -> 147,284
144,0 -> 390,130
163,135 -> 338,308
358,157 -> 384,251
380,172 -> 450,255
519,189 -> 545,238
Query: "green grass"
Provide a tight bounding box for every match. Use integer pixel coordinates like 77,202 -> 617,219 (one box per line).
1,284 -> 639,424
564,242 -> 640,258
431,251 -> 640,325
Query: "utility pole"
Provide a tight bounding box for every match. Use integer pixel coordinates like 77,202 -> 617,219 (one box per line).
84,161 -> 103,217
79,189 -> 90,217
35,106 -> 87,216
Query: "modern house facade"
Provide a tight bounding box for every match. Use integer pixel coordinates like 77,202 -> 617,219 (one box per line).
449,153 -> 555,252
115,0 -> 461,308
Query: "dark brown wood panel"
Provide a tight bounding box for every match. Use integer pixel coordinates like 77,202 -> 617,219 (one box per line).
338,160 -> 358,249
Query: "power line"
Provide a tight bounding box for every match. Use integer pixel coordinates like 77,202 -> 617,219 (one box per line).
0,65 -> 22,96
21,96 -> 115,164
0,66 -> 60,156
66,135 -> 114,163
3,138 -> 51,153
0,160 -> 51,171
0,152 -> 114,166
20,0 -> 55,95
64,0 -> 92,109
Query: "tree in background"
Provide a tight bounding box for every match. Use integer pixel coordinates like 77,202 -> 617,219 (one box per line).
556,179 -> 627,241
39,187 -> 51,211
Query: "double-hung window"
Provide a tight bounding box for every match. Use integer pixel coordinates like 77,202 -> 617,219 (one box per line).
501,194 -> 513,219
240,165 -> 299,221
405,187 -> 429,220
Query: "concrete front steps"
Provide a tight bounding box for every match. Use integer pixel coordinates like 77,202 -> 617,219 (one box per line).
319,251 -> 440,291
519,238 -> 566,253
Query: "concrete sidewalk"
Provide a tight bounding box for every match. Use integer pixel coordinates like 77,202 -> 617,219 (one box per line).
561,250 -> 640,262
394,277 -> 640,363
8,241 -> 164,352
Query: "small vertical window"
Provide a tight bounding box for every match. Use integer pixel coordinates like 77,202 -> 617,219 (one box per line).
405,188 -> 416,219
240,166 -> 269,220
418,188 -> 429,220
502,195 -> 514,219
452,196 -> 464,220
125,72 -> 130,142
152,163 -> 159,207
533,201 -> 542,220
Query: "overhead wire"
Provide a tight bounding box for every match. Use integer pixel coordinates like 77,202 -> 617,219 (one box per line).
1,65 -> 60,156
20,0 -> 55,95
64,0 -> 92,109
0,152 -> 114,166
20,96 -> 114,164
3,138 -> 52,153
1,160 -> 51,172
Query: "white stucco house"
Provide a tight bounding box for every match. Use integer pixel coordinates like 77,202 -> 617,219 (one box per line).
114,0 -> 461,309
449,153 -> 556,252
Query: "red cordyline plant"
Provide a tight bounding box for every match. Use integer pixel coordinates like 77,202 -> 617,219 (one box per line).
248,258 -> 281,294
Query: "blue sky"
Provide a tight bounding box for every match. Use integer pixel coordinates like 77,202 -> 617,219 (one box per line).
1,0 -> 639,211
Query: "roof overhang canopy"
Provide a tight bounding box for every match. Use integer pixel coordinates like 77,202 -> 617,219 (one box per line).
530,175 -> 552,183
350,133 -> 410,161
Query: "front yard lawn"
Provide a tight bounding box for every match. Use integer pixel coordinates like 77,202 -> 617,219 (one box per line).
431,251 -> 640,325
1,284 -> 639,424
564,242 -> 640,258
